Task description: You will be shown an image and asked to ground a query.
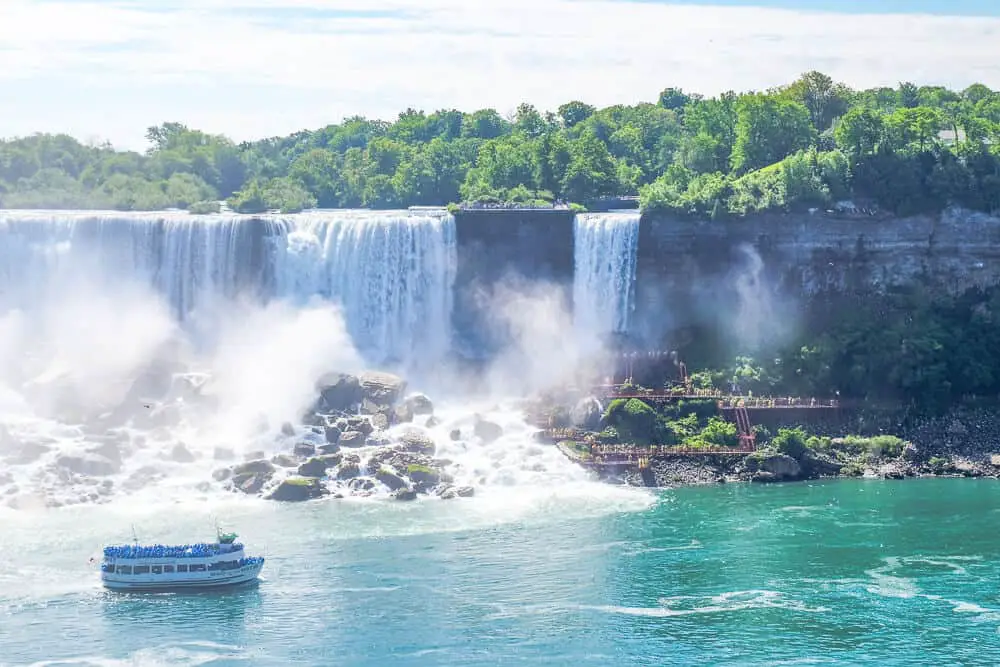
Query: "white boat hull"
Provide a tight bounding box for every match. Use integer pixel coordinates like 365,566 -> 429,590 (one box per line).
102,562 -> 263,592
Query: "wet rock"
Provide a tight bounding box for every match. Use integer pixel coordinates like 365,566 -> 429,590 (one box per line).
335,418 -> 350,432
747,453 -> 801,482
954,460 -> 983,477
349,417 -> 374,436
298,457 -> 334,478
406,464 -> 441,490
348,477 -> 376,493
212,468 -> 232,482
244,450 -> 266,462
990,454 -> 1000,467
294,442 -> 317,458
360,371 -> 407,409
213,447 -> 236,461
339,431 -> 366,448
233,460 -> 277,476
280,422 -> 296,437
405,393 -> 434,416
398,428 -> 435,455
315,372 -> 363,413
449,429 -> 461,441
366,434 -> 391,448
473,417 -> 503,444
318,443 -> 341,455
268,477 -> 328,502
393,487 -> 418,501
376,467 -> 408,491
337,461 -> 361,480
271,454 -> 299,468
324,426 -> 341,445
169,442 -> 196,463
425,416 -> 441,428
456,486 -> 475,497
902,442 -> 921,462
370,413 -> 389,431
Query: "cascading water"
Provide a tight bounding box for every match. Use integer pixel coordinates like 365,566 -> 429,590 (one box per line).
0,208 -> 636,509
275,210 -> 456,366
572,212 -> 640,337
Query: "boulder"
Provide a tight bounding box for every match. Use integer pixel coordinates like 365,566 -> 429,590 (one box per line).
990,454 -> 1000,467
376,467 -> 408,491
393,487 -> 418,501
318,443 -> 341,455
348,477 -> 376,493
398,428 -> 435,455
297,457 -> 334,478
280,422 -> 296,437
748,453 -> 801,482
349,417 -> 374,436
212,468 -> 231,482
359,371 -> 407,407
268,477 -> 328,502
323,426 -> 341,445
339,431 -> 366,448
954,460 -> 983,477
233,460 -> 276,476
271,454 -> 299,468
243,450 -> 266,461
473,417 -> 503,444
169,443 -> 196,463
315,372 -> 363,413
570,396 -> 603,431
425,416 -> 441,428
293,442 -> 317,458
337,461 -> 361,480
405,393 -> 434,416
449,429 -> 461,441
406,464 -> 441,489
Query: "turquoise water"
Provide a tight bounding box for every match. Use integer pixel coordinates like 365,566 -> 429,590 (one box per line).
4,478 -> 1000,666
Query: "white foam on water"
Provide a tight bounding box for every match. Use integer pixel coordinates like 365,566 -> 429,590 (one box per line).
580,590 -> 830,617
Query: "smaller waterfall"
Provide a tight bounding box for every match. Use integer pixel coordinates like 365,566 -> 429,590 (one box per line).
573,212 -> 640,337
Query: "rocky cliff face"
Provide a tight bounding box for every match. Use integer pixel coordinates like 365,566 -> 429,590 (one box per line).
630,207 -> 1000,350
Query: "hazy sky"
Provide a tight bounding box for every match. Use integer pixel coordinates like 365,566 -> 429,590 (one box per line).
2,0 -> 999,150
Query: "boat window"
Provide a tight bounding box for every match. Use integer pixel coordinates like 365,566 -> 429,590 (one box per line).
177,564 -> 188,573
151,566 -> 163,575
163,565 -> 175,573
189,563 -> 206,572
133,565 -> 150,574
116,565 -> 132,575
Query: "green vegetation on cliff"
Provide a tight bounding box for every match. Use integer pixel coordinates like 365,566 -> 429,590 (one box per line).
2,74 -> 999,214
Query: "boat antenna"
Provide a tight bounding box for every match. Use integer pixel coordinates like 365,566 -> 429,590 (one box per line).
131,523 -> 139,545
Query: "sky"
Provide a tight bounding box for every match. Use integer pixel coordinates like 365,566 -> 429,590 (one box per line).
2,0 -> 999,151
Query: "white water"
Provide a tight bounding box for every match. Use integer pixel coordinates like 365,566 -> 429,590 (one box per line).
572,212 -> 640,337
0,208 -> 647,512
0,209 -> 456,366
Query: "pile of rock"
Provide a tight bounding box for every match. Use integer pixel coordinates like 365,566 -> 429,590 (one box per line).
218,370 -> 472,503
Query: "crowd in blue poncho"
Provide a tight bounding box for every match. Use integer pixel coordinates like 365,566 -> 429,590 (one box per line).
103,543 -> 245,559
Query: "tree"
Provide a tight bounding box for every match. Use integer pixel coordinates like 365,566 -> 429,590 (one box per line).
781,71 -> 851,130
834,107 -> 885,157
730,94 -> 816,173
558,101 -> 597,128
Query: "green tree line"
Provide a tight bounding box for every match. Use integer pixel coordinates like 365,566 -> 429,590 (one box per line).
2,73 -> 999,215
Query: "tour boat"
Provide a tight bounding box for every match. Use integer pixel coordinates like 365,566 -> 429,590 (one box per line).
99,530 -> 264,592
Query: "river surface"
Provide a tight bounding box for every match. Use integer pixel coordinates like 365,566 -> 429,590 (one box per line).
3,478 -> 1000,666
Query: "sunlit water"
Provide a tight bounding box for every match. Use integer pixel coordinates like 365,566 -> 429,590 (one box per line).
4,478 -> 1000,665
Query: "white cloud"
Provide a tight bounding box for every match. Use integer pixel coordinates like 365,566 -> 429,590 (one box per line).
2,0 -> 999,149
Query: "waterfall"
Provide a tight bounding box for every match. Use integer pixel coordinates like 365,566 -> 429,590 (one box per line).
275,210 -> 456,365
0,209 -> 456,366
572,212 -> 640,337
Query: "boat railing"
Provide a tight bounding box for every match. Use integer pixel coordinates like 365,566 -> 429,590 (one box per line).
103,542 -> 246,559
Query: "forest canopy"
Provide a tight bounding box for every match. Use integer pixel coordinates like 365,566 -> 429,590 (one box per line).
1,73 -> 999,216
